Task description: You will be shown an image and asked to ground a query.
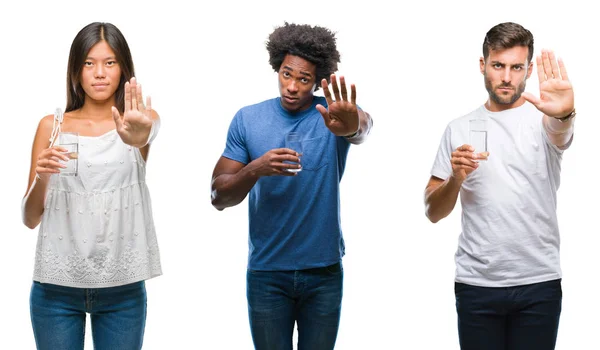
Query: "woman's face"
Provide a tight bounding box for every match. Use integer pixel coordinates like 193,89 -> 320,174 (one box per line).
80,40 -> 122,103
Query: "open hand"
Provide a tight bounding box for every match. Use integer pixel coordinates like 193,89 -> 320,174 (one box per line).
522,49 -> 574,118
316,74 -> 360,137
112,77 -> 153,147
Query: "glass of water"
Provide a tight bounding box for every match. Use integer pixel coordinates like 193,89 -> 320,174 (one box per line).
285,132 -> 302,173
57,132 -> 79,176
469,119 -> 487,160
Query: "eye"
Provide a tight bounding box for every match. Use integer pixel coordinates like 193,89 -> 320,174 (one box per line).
513,66 -> 522,71
84,61 -> 93,67
493,63 -> 502,69
282,71 -> 290,77
301,78 -> 309,84
106,60 -> 117,66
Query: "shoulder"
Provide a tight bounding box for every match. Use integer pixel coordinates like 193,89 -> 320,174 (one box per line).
240,98 -> 277,112
36,114 -> 55,135
447,106 -> 485,129
234,98 -> 279,121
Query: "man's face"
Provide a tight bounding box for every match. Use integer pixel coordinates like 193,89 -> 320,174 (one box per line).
278,54 -> 317,113
480,45 -> 533,111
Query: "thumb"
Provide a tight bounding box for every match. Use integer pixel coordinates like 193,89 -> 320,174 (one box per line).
112,107 -> 123,129
316,104 -> 330,123
521,92 -> 541,108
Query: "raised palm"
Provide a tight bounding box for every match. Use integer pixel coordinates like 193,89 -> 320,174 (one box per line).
316,74 -> 360,136
112,77 -> 153,147
523,49 -> 574,118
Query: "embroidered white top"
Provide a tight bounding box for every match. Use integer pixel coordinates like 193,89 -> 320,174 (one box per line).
32,110 -> 162,288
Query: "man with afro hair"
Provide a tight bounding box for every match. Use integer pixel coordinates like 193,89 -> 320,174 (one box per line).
211,22 -> 373,349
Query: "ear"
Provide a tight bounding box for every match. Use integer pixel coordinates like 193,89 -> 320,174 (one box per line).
526,60 -> 534,79
479,57 -> 485,75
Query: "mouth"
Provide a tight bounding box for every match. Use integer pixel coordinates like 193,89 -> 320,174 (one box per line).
283,96 -> 298,104
496,86 -> 513,92
92,83 -> 109,90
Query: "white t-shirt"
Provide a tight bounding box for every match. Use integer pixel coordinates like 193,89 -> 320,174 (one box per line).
431,102 -> 569,287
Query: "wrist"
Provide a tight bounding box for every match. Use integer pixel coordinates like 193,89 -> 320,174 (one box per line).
344,128 -> 360,139
554,108 -> 576,123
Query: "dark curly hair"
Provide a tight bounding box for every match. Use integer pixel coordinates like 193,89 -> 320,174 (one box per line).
266,22 -> 340,91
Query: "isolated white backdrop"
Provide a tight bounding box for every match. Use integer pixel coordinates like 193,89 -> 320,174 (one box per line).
1,0 -> 598,349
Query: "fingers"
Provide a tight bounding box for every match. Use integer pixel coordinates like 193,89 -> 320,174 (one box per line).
330,74 -> 341,101
124,81 -> 132,111
273,148 -> 301,156
451,156 -> 478,169
548,50 -> 560,79
136,81 -> 144,111
558,57 -> 569,81
340,76 -> 348,101
145,96 -> 152,118
130,77 -> 138,111
535,55 -> 544,84
321,78 -> 334,106
456,144 -> 475,152
542,50 -> 553,79
351,84 -> 356,105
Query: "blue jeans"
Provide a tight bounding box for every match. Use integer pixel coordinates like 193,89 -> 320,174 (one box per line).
30,281 -> 147,350
247,262 -> 344,350
455,279 -> 562,350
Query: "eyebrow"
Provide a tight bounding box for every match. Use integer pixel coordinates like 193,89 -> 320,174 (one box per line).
282,65 -> 313,78
85,56 -> 117,61
491,61 -> 526,67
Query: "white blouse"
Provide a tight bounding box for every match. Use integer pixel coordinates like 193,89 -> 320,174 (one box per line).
33,117 -> 162,288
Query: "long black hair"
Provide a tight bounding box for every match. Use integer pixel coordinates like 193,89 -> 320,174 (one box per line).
65,22 -> 135,113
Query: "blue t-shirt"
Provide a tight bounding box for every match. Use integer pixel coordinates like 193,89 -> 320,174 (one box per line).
223,96 -> 351,271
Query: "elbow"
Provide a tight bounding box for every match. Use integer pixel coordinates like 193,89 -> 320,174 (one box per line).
425,211 -> 441,224
23,218 -> 39,230
210,189 -> 227,211
424,203 -> 443,224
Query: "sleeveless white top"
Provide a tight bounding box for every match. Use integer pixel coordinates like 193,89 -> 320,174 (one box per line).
33,110 -> 162,288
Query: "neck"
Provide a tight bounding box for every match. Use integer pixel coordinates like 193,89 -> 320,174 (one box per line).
80,96 -> 117,120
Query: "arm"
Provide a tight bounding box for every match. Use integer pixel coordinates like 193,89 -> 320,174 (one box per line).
345,109 -> 373,145
22,115 -> 69,229
211,149 -> 301,211
543,113 -> 574,149
424,145 -> 483,223
424,176 -> 462,223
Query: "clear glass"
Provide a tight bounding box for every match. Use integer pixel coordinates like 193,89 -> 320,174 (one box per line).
469,119 -> 487,159
57,132 -> 79,176
285,132 -> 303,173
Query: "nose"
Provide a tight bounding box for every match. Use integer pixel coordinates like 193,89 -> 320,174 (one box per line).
501,67 -> 511,83
287,80 -> 298,94
94,63 -> 106,78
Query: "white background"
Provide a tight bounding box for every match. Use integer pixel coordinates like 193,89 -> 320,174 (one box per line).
1,0 -> 598,349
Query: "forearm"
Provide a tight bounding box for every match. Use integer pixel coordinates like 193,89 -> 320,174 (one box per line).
544,114 -> 574,148
424,176 -> 462,223
22,178 -> 49,229
211,163 -> 260,211
346,110 -> 373,145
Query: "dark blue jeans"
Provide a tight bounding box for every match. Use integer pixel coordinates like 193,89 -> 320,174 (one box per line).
455,279 -> 562,350
247,262 -> 344,350
30,281 -> 147,350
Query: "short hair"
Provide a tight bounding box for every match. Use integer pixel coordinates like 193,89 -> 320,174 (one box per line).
66,22 -> 135,113
483,22 -> 534,63
266,22 -> 341,90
